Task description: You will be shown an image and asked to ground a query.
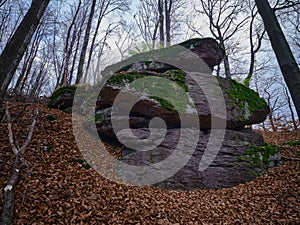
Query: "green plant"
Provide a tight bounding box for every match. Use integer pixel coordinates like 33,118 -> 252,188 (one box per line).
287,140 -> 300,146
297,152 -> 300,157
243,77 -> 251,87
88,114 -> 105,123
46,144 -> 52,151
76,159 -> 92,169
46,114 -> 57,121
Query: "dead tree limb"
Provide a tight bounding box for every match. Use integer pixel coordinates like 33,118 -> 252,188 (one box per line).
0,104 -> 37,225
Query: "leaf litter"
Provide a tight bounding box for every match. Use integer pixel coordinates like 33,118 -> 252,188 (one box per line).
0,102 -> 299,224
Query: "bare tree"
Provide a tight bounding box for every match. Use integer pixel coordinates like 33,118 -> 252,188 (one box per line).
194,0 -> 249,78
61,0 -> 82,86
255,0 -> 300,119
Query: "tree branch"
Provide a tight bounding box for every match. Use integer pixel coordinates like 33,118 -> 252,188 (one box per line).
0,105 -> 37,225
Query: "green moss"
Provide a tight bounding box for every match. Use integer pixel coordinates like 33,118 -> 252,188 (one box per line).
242,145 -> 280,169
48,85 -> 77,106
149,96 -> 175,111
287,140 -> 300,146
106,72 -> 146,86
243,77 -> 251,87
164,70 -> 188,92
226,79 -> 268,121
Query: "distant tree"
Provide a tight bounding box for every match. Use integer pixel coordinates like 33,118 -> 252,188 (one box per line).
255,0 -> 300,119
134,0 -> 185,48
195,0 -> 249,78
244,0 -> 266,86
76,0 -> 97,84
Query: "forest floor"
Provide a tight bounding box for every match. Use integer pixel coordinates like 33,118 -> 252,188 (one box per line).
0,102 -> 299,224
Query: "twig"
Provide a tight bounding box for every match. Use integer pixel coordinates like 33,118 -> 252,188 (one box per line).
281,155 -> 300,161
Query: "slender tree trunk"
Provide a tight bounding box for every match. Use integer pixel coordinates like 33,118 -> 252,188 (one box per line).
218,35 -> 231,79
255,0 -> 300,119
0,0 -> 50,93
158,0 -> 164,47
165,0 -> 171,46
76,0 -> 96,84
284,86 -> 298,130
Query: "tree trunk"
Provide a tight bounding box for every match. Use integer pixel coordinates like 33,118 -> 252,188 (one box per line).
284,86 -> 298,130
255,0 -> 300,119
0,0 -> 50,93
76,0 -> 97,84
158,0 -> 164,47
165,0 -> 172,46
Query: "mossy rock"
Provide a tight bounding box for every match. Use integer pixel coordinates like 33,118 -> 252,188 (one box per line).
48,85 -> 77,111
216,77 -> 269,126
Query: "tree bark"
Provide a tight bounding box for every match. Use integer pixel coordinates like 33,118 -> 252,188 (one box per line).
158,0 -> 164,47
165,0 -> 172,46
255,0 -> 300,119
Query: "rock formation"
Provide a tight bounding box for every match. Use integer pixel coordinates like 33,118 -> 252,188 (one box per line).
49,38 -> 281,190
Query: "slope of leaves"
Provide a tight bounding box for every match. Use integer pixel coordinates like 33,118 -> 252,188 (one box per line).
0,102 -> 299,224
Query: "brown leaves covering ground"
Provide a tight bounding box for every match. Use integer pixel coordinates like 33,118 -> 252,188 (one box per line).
0,102 -> 299,224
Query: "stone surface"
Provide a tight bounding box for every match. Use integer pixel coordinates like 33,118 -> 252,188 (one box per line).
116,128 -> 280,190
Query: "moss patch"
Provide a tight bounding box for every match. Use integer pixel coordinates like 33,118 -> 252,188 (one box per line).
149,96 -> 175,111
239,145 -> 280,172
226,80 -> 268,121
106,71 -> 146,87
164,70 -> 188,92
107,70 -> 192,113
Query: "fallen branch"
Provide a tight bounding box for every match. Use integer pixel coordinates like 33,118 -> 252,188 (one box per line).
281,155 -> 300,162
0,104 -> 37,225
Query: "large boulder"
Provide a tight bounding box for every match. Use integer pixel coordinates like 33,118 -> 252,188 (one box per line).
49,37 -> 280,190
